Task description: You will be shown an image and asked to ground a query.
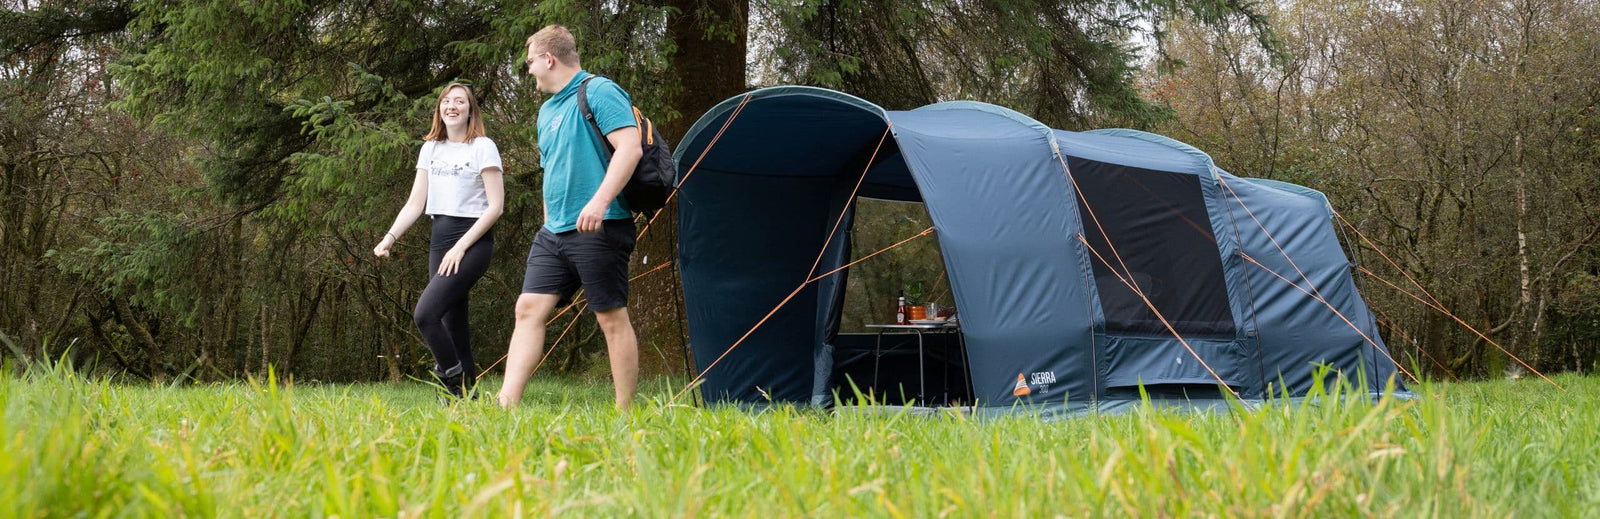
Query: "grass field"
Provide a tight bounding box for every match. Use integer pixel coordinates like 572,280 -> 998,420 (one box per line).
3,365 -> 1597,518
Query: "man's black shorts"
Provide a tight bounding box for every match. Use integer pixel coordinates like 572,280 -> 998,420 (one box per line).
522,219 -> 636,311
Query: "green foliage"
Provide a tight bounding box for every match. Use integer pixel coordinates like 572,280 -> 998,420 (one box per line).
4,369 -> 1599,515
59,210 -> 208,325
4,0 -> 683,382
752,0 -> 1278,129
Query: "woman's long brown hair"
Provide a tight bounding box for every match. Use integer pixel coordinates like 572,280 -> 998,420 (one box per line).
422,82 -> 488,142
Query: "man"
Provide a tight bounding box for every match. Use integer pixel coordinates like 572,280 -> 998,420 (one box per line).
498,25 -> 643,410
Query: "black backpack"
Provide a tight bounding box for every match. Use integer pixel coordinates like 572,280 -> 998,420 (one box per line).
577,75 -> 676,217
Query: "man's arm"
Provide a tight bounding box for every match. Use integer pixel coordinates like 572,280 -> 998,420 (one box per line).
575,126 -> 642,232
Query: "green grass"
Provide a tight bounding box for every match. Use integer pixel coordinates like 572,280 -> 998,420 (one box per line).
3,365 -> 1597,518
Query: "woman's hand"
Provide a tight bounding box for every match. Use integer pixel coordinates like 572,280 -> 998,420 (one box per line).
373,234 -> 396,258
437,246 -> 466,276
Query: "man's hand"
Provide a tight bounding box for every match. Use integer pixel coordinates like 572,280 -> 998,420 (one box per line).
575,125 -> 640,233
577,199 -> 609,233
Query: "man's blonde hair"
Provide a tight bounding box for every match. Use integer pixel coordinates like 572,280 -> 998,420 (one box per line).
527,25 -> 579,66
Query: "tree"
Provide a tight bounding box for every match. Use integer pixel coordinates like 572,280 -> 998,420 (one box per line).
1152,0 -> 1600,377
625,0 -> 751,378
4,0 -> 683,381
3,0 -> 1299,382
1,0 -> 188,376
753,0 -> 1280,129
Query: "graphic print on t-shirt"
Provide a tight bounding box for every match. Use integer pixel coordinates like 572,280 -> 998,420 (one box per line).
418,138 -> 499,218
429,158 -> 480,179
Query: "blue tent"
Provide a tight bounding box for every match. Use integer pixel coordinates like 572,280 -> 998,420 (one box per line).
673,86 -> 1405,416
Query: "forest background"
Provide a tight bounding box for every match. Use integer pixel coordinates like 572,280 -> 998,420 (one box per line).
2,0 -> 1596,385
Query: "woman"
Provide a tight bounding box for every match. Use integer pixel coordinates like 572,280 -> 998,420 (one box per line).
373,82 -> 504,399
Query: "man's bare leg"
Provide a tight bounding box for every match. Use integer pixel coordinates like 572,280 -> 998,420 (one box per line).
498,293 -> 561,407
594,306 -> 639,410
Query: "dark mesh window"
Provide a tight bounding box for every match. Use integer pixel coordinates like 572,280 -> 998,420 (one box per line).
1070,158 -> 1236,338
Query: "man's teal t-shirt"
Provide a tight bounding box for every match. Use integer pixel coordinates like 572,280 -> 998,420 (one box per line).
537,71 -> 635,233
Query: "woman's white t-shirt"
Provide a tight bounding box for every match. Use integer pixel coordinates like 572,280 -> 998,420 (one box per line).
416,137 -> 503,217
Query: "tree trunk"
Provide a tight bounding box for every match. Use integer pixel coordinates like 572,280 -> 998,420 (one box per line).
111,295 -> 166,379
257,304 -> 268,378
283,279 -> 327,380
1514,130 -> 1535,367
82,306 -> 148,379
0,330 -> 27,367
634,0 -> 748,377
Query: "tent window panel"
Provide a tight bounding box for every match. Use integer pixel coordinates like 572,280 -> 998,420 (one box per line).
1069,158 -> 1237,338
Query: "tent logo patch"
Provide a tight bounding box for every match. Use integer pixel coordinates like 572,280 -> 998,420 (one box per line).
1012,373 -> 1031,396
1014,371 -> 1055,396
1029,371 -> 1056,394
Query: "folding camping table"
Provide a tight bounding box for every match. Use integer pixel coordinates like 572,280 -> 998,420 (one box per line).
865,322 -> 969,404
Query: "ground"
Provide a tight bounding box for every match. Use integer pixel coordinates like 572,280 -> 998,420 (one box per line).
3,366 -> 1596,517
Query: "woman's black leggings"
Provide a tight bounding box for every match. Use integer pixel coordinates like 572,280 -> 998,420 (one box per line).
415,215 -> 493,379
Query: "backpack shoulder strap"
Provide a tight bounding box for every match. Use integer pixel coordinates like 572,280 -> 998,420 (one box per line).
575,75 -> 615,156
